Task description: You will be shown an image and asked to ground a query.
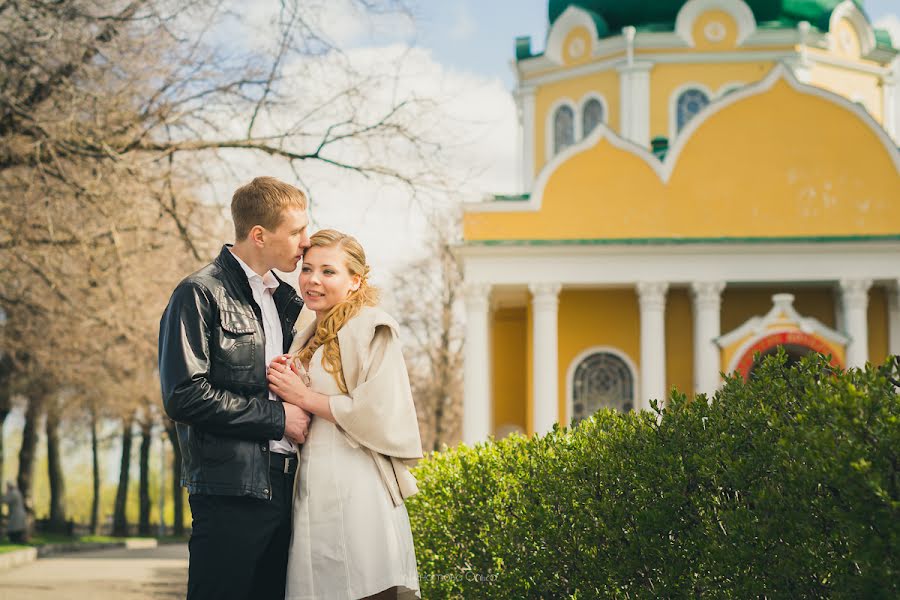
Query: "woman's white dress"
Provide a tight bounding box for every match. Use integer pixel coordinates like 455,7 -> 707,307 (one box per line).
285,346 -> 420,600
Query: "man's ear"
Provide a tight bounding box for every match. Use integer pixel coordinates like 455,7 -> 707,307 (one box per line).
249,225 -> 266,247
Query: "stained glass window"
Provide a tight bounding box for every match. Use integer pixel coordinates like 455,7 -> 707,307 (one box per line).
676,88 -> 710,132
572,352 -> 634,423
582,98 -> 604,138
553,105 -> 575,154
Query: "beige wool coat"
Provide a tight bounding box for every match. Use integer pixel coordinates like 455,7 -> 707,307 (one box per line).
289,305 -> 424,506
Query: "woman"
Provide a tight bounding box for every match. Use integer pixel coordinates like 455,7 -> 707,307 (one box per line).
267,229 -> 423,600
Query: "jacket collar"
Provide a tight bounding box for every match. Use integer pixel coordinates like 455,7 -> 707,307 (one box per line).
214,245 -> 303,315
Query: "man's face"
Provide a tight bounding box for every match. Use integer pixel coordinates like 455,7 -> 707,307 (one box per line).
261,207 -> 310,272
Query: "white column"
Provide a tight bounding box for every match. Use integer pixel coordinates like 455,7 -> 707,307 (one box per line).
463,283 -> 492,445
515,84 -> 536,193
637,282 -> 668,410
840,278 -> 872,368
883,65 -> 899,144
617,29 -> 652,148
888,280 -> 900,357
529,283 -> 561,435
690,281 -> 725,397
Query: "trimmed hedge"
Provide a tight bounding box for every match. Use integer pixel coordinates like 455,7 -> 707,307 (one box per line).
407,352 -> 899,598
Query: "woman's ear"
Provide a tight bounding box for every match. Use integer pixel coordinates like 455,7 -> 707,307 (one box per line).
350,274 -> 361,292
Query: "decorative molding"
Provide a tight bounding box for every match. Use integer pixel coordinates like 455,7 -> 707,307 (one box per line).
838,278 -> 873,310
675,0 -> 757,47
456,242 -> 900,287
636,281 -> 669,311
828,0 -> 876,57
529,282 -> 562,311
565,345 -> 639,421
717,293 -> 849,350
545,5 -> 599,65
690,281 -> 726,311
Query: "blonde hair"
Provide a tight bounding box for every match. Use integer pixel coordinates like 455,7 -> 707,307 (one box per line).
294,229 -> 379,393
231,176 -> 307,240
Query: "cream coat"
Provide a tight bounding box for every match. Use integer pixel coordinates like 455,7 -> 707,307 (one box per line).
290,305 -> 424,506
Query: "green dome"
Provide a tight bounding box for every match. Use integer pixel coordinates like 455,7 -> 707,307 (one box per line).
548,1 -> 867,34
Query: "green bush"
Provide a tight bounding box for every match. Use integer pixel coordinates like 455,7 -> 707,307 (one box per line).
407,352 -> 899,599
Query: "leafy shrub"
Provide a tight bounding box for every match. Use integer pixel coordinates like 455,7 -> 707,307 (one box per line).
406,352 -> 899,599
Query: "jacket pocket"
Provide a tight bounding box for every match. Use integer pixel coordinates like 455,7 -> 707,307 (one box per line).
217,310 -> 256,371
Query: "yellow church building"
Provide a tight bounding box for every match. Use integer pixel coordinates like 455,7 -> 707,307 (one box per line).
459,0 -> 900,443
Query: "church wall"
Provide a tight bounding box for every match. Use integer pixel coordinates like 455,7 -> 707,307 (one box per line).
665,288 -> 695,400
868,286 -> 889,365
491,307 -> 528,437
557,288 -> 641,425
650,61 -> 773,140
534,69 -> 621,174
806,59 -> 884,123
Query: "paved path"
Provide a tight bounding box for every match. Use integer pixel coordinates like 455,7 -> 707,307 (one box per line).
0,544 -> 188,600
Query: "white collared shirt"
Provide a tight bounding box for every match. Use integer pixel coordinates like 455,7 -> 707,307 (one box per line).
230,249 -> 296,455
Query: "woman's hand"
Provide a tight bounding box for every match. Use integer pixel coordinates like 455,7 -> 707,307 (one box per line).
268,358 -> 310,408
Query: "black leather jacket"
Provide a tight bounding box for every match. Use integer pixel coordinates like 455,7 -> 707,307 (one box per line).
159,245 -> 303,499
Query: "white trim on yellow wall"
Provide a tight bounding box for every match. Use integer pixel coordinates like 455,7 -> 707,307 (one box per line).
515,84 -> 537,192
471,63 -> 900,215
828,0 -> 876,57
674,0 -> 757,47
457,242 -> 900,288
545,5 -> 599,65
565,345 -> 640,424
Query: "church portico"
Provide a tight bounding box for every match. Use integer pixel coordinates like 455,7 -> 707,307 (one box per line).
460,244 -> 900,442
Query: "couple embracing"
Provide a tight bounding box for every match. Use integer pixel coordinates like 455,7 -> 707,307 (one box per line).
159,177 -> 422,600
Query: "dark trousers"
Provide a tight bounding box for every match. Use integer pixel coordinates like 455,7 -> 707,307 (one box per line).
187,455 -> 296,600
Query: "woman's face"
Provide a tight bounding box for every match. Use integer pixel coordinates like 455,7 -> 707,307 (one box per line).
299,245 -> 361,313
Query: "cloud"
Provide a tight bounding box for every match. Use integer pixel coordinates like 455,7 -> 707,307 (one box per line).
192,41 -> 518,281
874,15 -> 900,48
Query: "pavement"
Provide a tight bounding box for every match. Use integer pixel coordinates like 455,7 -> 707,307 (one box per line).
0,543 -> 188,600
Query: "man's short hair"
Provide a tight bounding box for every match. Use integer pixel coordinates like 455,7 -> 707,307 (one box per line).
231,177 -> 308,240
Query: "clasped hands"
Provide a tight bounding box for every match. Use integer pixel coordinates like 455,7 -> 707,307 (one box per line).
268,354 -> 313,444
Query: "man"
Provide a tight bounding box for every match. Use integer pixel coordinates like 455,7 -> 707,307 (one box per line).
2,482 -> 26,544
159,176 -> 312,600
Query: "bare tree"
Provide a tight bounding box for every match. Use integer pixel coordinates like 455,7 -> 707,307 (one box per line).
390,210 -> 464,451
0,0 -> 449,534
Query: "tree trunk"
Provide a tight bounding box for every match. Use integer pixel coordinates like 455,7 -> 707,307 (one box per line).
90,406 -> 101,535
112,414 -> 134,537
17,392 -> 45,538
138,418 -> 152,536
45,402 -> 68,533
0,354 -> 11,487
165,420 -> 184,536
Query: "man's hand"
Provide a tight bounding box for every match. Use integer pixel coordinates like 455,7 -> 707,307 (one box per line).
283,403 -> 311,444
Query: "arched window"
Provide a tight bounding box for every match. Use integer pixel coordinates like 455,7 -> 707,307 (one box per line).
676,88 -> 710,132
553,105 -> 575,154
581,98 -> 604,138
571,351 -> 635,423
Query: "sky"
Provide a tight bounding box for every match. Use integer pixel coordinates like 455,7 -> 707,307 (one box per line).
411,0 -> 900,87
